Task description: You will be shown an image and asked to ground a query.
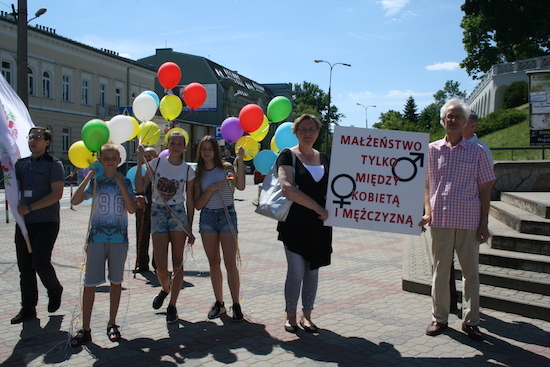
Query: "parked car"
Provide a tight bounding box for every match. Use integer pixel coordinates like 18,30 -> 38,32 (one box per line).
253,170 -> 266,185
244,160 -> 254,174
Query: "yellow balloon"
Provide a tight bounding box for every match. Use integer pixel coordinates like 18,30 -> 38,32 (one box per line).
129,117 -> 139,140
68,140 -> 96,168
159,94 -> 183,121
270,136 -> 279,153
235,136 -> 259,161
164,127 -> 190,147
250,115 -> 269,142
139,121 -> 160,146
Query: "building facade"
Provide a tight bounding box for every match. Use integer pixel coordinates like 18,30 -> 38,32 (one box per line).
466,55 -> 550,117
1,13 -> 293,178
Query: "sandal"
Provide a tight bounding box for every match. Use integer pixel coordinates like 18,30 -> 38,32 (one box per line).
107,324 -> 121,342
71,329 -> 92,347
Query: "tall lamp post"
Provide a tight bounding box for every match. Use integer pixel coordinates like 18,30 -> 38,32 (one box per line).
314,59 -> 351,154
13,1 -> 47,106
356,103 -> 376,129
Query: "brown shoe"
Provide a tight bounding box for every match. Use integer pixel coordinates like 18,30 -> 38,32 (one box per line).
426,321 -> 448,336
462,323 -> 483,341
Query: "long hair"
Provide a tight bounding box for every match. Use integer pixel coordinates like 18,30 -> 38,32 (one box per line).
195,135 -> 231,185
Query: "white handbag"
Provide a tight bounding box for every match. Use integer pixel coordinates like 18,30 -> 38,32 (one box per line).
254,150 -> 296,222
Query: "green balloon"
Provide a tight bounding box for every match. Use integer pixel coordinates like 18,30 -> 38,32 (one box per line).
267,96 -> 292,123
81,119 -> 110,152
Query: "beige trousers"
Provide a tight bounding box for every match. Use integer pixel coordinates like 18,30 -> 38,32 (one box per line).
430,227 -> 480,326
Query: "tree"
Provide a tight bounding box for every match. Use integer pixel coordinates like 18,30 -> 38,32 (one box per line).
418,103 -> 443,133
293,81 -> 344,153
460,0 -> 550,79
433,81 -> 467,105
501,81 -> 528,109
372,110 -> 405,130
403,96 -> 419,124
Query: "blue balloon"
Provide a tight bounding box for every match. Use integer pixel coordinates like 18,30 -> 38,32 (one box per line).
141,90 -> 160,109
89,161 -> 104,177
126,165 -> 146,189
253,150 -> 278,175
274,122 -> 298,150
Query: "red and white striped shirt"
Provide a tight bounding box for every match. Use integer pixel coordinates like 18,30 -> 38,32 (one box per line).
427,137 -> 495,230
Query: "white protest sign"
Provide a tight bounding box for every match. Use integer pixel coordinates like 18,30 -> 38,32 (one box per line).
325,126 -> 429,235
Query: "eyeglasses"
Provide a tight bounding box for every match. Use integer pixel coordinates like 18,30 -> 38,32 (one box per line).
27,135 -> 45,141
445,115 -> 465,121
297,128 -> 318,134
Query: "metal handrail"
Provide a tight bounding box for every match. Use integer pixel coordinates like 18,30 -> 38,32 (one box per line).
490,147 -> 549,160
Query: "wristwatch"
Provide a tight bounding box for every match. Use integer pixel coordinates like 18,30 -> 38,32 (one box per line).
27,205 -> 32,212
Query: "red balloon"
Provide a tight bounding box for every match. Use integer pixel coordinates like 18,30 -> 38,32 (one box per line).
183,83 -> 207,110
239,104 -> 264,132
157,62 -> 181,90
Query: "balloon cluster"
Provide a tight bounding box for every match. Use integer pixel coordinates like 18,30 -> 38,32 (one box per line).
68,61 -> 206,171
223,95 -> 295,175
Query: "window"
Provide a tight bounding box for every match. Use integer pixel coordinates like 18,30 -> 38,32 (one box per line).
62,128 -> 70,152
28,68 -> 35,96
1,61 -> 12,85
42,71 -> 51,98
81,79 -> 89,105
62,75 -> 71,102
99,83 -> 106,106
115,87 -> 122,108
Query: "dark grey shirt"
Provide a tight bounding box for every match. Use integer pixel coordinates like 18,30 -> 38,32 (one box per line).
15,152 -> 64,223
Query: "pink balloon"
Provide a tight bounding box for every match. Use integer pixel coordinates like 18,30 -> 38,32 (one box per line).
220,117 -> 244,143
158,149 -> 169,158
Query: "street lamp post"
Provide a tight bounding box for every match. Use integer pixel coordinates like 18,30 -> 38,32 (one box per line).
14,1 -> 47,107
356,103 -> 376,129
314,59 -> 351,154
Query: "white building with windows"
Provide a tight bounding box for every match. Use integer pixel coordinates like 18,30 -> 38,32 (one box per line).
0,11 -> 156,176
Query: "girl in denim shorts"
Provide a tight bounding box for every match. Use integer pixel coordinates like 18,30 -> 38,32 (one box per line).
194,136 -> 245,321
135,130 -> 195,324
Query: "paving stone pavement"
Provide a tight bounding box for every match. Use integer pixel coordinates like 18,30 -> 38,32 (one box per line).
0,176 -> 549,366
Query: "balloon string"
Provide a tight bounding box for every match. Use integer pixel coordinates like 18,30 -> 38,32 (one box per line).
218,175 -> 246,311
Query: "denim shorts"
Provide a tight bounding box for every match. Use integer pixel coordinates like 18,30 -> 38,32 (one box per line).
199,205 -> 238,234
151,202 -> 189,234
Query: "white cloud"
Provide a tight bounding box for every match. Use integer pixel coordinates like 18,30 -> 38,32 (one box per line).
378,0 -> 410,17
425,62 -> 461,71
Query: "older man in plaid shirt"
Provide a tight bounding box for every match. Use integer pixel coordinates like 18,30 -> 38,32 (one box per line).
419,98 -> 495,341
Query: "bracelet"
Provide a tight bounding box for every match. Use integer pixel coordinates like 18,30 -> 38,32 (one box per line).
208,187 -> 214,193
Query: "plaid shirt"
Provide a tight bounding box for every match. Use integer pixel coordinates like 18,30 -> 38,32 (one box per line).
427,137 -> 495,230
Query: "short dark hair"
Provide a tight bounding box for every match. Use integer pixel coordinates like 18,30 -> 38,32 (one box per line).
29,126 -> 52,142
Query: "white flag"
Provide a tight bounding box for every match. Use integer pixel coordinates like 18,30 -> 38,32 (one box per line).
0,74 -> 34,252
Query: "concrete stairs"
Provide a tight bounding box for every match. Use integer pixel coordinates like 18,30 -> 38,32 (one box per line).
402,192 -> 550,322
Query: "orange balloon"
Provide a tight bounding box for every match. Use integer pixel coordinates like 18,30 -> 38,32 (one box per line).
183,83 -> 207,109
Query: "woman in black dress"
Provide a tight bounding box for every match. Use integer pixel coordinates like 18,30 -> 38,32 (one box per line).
277,114 -> 332,333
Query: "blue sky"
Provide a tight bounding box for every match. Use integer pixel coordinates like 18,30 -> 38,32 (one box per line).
15,0 -> 476,127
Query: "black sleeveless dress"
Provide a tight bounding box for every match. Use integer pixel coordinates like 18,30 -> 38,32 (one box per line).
276,149 -> 333,270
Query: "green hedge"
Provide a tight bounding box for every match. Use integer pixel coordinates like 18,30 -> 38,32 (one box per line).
476,109 -> 528,137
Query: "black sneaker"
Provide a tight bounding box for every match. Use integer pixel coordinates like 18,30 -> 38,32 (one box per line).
166,305 -> 178,324
207,301 -> 226,319
48,285 -> 63,313
11,307 -> 37,324
231,303 -> 243,322
153,290 -> 169,310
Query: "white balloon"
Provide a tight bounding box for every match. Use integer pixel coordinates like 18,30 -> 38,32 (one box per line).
132,94 -> 157,122
116,144 -> 127,167
108,115 -> 134,144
